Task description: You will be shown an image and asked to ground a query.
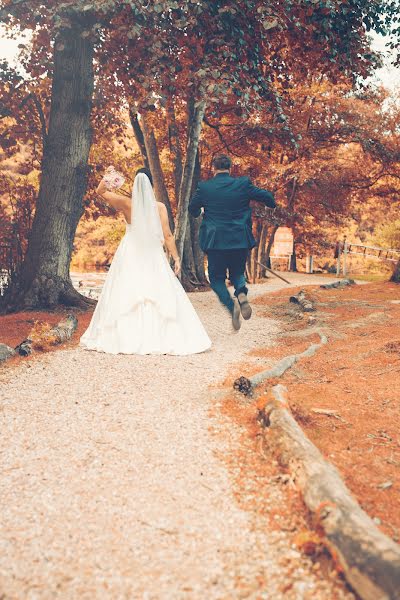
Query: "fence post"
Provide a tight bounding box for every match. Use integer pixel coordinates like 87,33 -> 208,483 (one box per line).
336,243 -> 341,277
306,254 -> 314,274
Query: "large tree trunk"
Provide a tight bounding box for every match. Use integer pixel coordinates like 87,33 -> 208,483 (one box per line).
174,99 -> 206,260
140,114 -> 174,231
3,26 -> 95,311
391,260 -> 400,283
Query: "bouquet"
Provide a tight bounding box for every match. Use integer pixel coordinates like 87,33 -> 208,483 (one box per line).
103,166 -> 126,190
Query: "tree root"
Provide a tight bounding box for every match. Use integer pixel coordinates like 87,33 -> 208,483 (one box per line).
60,284 -> 97,309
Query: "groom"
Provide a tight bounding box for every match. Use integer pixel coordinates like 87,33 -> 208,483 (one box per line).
189,155 -> 276,330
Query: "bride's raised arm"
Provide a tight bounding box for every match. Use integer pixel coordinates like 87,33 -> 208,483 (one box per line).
96,178 -> 131,222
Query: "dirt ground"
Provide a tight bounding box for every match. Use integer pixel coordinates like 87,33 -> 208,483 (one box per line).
232,281 -> 400,544
0,274 -> 355,600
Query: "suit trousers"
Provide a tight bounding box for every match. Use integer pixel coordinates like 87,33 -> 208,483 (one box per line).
207,249 -> 249,313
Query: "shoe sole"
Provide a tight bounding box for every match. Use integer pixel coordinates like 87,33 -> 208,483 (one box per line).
232,304 -> 242,330
239,301 -> 252,320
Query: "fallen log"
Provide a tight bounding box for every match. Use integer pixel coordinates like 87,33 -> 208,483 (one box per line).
289,289 -> 315,312
234,331 -> 328,395
259,384 -> 400,600
15,314 -> 78,356
0,343 -> 16,363
320,279 -> 355,290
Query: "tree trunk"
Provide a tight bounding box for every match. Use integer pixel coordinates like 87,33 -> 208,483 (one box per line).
190,149 -> 206,284
166,100 -> 183,204
181,219 -> 199,290
129,109 -> 149,170
140,114 -> 175,231
390,260 -> 400,283
265,225 -> 279,270
289,240 -> 298,272
191,214 -> 206,283
174,99 -> 206,260
250,221 -> 262,283
257,223 -> 269,278
3,26 -> 95,311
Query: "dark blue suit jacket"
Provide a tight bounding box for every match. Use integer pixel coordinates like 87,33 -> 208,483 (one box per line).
188,173 -> 276,251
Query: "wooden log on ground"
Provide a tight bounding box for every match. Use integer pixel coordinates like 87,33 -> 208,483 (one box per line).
260,384 -> 400,600
0,343 -> 16,363
289,289 -> 315,312
320,279 -> 355,290
234,331 -> 327,395
15,314 -> 78,356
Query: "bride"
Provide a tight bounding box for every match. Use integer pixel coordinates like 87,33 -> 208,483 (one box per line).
80,168 -> 211,355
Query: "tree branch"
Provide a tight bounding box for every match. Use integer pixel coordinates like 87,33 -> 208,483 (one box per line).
0,0 -> 30,21
29,92 -> 47,143
203,116 -> 243,157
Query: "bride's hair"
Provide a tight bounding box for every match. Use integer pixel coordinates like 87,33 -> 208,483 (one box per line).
135,167 -> 153,186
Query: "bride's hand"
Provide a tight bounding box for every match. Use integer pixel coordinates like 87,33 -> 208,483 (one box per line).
174,256 -> 181,276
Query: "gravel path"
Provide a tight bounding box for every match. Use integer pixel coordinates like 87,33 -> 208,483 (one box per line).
0,275 -> 353,600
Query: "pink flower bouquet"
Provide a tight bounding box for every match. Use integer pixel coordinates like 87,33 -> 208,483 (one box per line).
103,166 -> 126,190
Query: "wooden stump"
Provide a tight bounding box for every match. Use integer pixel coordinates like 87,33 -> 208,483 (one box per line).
289,290 -> 315,312
260,384 -> 400,600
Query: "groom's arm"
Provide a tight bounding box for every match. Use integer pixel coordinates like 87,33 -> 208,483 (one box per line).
188,184 -> 204,218
247,178 -> 276,208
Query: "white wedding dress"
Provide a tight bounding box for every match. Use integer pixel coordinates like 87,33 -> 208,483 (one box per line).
80,173 -> 211,355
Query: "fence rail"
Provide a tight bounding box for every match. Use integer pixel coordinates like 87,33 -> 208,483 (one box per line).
336,240 -> 400,276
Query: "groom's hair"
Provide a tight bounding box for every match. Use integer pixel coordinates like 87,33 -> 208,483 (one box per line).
212,155 -> 232,171
135,167 -> 153,186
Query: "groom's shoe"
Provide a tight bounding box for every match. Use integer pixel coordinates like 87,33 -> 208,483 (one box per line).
232,299 -> 242,331
237,292 -> 252,320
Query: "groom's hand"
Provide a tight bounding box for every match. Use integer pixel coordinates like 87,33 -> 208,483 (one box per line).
174,257 -> 181,276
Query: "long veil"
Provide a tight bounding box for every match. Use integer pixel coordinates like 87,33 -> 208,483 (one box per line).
131,173 -> 164,244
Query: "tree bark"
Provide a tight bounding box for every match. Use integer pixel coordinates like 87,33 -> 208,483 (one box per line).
140,114 -> 174,231
289,240 -> 298,272
129,109 -> 149,170
174,99 -> 206,260
191,214 -> 206,283
390,260 -> 400,283
257,223 -> 269,278
3,26 -> 95,311
166,100 -> 183,204
265,224 -> 278,270
250,221 -> 262,283
190,149 -> 206,284
181,218 -> 199,290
